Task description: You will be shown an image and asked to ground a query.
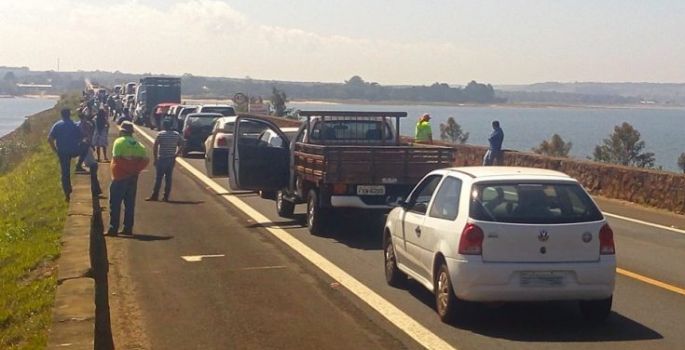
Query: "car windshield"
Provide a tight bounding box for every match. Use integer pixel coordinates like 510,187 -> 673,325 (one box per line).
470,182 -> 603,224
311,120 -> 393,141
187,116 -> 219,127
202,106 -> 235,116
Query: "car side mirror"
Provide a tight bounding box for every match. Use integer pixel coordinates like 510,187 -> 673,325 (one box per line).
387,196 -> 407,208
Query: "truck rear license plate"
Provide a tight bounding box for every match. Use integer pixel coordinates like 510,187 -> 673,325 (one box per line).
357,185 -> 386,196
520,271 -> 565,287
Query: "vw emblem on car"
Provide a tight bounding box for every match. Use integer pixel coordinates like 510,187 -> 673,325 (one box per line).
582,232 -> 593,243
538,230 -> 550,242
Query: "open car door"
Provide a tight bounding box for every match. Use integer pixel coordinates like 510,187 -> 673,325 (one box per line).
228,117 -> 290,191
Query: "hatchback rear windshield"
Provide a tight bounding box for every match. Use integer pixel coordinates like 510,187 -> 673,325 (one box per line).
202,107 -> 236,116
187,116 -> 219,127
470,182 -> 603,224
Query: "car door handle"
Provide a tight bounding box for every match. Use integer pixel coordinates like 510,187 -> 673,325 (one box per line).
414,226 -> 421,236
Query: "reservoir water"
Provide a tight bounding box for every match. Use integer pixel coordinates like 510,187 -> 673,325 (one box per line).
0,97 -> 57,138
290,102 -> 685,172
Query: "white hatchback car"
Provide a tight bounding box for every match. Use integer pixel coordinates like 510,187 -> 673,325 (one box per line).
383,166 -> 616,322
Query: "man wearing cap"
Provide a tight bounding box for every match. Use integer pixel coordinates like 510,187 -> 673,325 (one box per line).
415,113 -> 433,144
146,118 -> 183,202
48,108 -> 82,201
107,121 -> 149,235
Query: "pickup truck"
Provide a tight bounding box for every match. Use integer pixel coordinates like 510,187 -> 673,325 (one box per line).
228,111 -> 455,235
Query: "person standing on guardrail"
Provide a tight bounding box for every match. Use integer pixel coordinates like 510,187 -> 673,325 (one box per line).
483,120 -> 504,166
75,110 -> 95,173
48,108 -> 82,201
415,113 -> 433,144
107,122 -> 149,235
145,119 -> 183,202
93,109 -> 110,162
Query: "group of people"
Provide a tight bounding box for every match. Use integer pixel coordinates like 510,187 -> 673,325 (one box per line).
414,113 -> 505,166
49,97 -> 184,236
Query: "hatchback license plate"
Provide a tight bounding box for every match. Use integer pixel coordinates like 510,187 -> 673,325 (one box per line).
357,185 -> 386,196
520,271 -> 565,287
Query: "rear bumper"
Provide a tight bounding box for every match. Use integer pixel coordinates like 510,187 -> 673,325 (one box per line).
445,256 -> 616,302
330,196 -> 391,209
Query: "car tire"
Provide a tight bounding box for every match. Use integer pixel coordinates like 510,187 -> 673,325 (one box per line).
276,190 -> 295,218
384,233 -> 407,287
306,189 -> 327,235
435,261 -> 462,323
579,296 -> 612,322
181,147 -> 189,158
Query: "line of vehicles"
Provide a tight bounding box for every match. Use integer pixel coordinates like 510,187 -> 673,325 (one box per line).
99,78 -> 617,324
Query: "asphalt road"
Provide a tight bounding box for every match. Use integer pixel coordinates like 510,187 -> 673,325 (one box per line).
107,125 -> 685,350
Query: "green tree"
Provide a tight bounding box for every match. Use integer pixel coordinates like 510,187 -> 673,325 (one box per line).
439,117 -> 469,144
593,122 -> 655,168
678,152 -> 685,173
532,134 -> 572,157
270,87 -> 288,117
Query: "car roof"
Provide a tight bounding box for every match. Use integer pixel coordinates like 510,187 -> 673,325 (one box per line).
200,104 -> 234,108
443,166 -> 572,180
187,112 -> 223,117
155,102 -> 179,107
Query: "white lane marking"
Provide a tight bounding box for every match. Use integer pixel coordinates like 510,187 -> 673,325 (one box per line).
181,254 -> 225,262
604,212 -> 685,235
134,125 -> 456,350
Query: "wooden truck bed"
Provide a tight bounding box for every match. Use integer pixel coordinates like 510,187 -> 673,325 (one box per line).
294,143 -> 455,184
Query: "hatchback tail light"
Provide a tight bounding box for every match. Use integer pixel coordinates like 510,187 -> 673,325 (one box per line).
216,136 -> 227,147
459,223 -> 484,255
599,224 -> 615,255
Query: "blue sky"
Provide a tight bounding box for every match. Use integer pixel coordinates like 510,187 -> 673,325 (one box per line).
1,0 -> 683,84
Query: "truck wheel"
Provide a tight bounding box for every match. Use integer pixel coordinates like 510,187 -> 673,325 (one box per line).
260,190 -> 276,200
205,156 -> 214,177
307,189 -> 327,235
579,296 -> 612,322
384,233 -> 406,287
276,191 -> 295,218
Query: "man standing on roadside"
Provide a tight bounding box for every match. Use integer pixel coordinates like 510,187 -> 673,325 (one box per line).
75,110 -> 95,173
146,119 -> 183,202
483,120 -> 504,166
48,108 -> 82,201
108,122 -> 149,235
415,113 -> 433,144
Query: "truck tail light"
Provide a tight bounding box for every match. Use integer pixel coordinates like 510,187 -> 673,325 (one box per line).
599,224 -> 615,255
332,183 -> 348,194
459,223 -> 484,255
217,136 -> 227,147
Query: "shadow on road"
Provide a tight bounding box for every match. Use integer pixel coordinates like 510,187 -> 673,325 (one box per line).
401,279 -> 662,342
107,233 -> 174,241
319,214 -> 385,251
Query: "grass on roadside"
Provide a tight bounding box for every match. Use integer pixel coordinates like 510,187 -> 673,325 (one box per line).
0,102 -> 72,348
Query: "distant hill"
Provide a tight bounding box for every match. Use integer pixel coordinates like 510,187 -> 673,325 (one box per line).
2,66 -> 682,106
497,82 -> 685,105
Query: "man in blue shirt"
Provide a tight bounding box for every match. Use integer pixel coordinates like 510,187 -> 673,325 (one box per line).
483,120 -> 504,166
48,108 -> 82,201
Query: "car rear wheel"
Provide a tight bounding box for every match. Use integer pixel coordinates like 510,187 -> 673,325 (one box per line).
384,234 -> 406,287
579,296 -> 612,322
307,189 -> 327,235
435,261 -> 462,323
276,191 -> 295,218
